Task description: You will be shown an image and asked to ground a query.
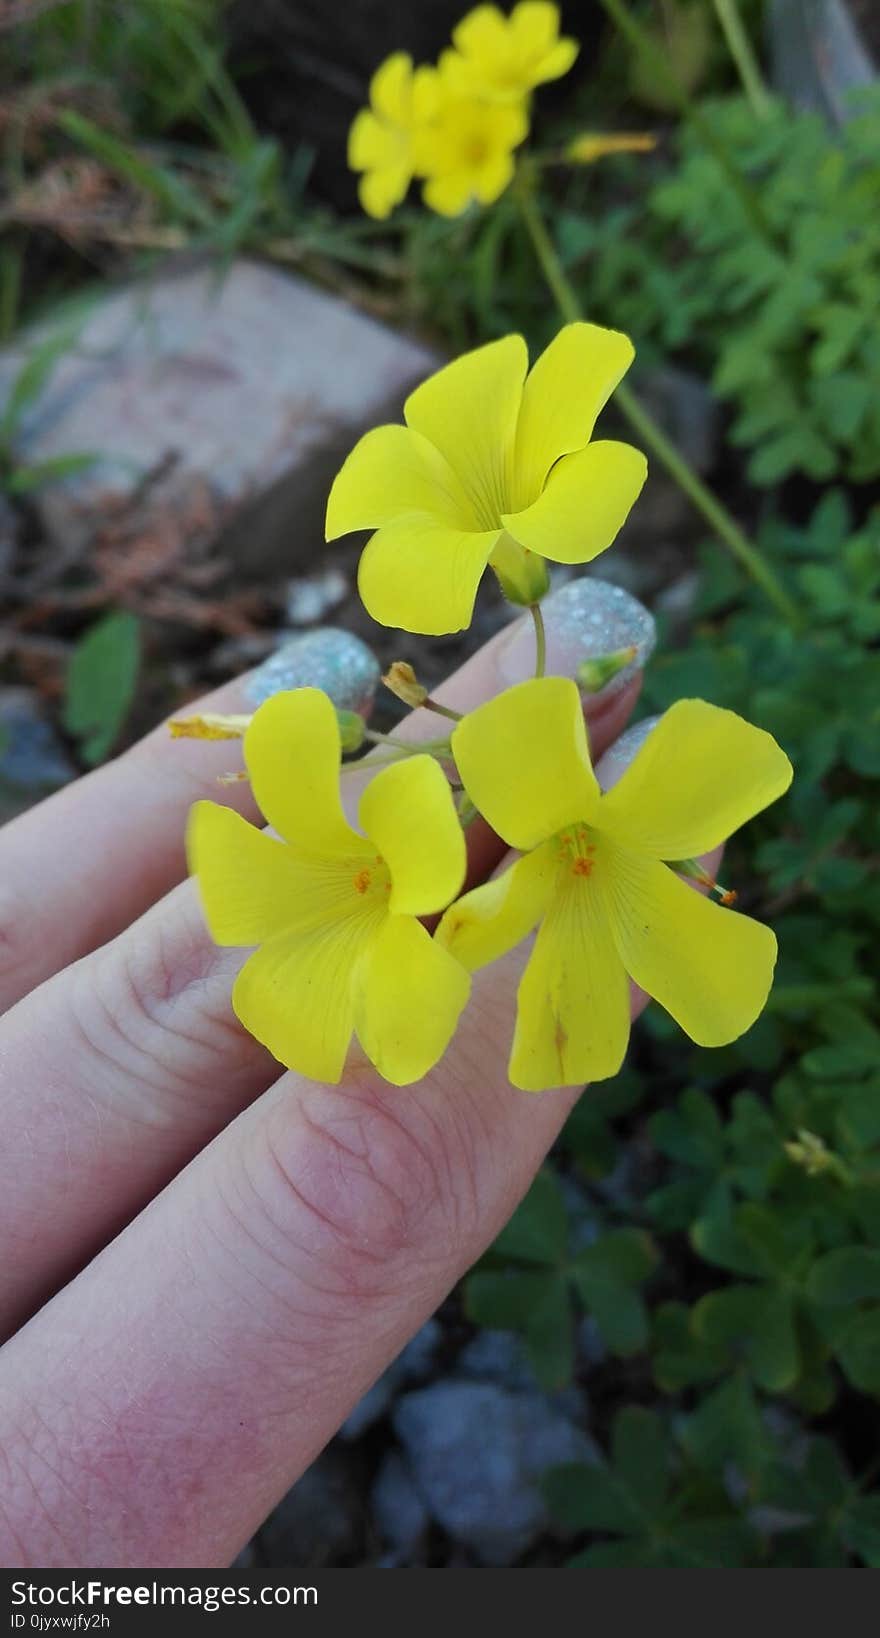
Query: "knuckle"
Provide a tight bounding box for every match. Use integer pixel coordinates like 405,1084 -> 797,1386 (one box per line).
246,1077 -> 481,1305
69,897 -> 250,1127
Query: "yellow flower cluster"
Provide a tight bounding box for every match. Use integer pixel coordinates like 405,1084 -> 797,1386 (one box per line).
186,7 -> 793,1096
348,2 -> 578,219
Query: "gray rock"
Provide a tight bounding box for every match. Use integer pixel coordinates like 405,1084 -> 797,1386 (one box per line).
769,0 -> 876,124
285,567 -> 349,626
637,365 -> 721,475
340,1317 -> 442,1442
0,688 -> 75,820
393,1380 -> 597,1565
258,1449 -> 361,1567
0,259 -> 439,574
455,1330 -> 540,1394
372,1452 -> 431,1557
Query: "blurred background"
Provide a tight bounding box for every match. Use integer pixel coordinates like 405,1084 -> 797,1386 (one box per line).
1,0 -> 879,1569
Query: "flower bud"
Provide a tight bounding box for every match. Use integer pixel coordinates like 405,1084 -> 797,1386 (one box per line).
336,708 -> 366,753
489,533 -> 551,607
565,132 -> 657,165
383,661 -> 428,708
169,712 -> 251,741
577,644 -> 638,693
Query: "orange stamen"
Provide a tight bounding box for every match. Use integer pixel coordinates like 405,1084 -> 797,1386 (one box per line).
353,868 -> 371,895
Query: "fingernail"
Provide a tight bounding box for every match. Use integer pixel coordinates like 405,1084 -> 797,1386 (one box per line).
596,714 -> 662,790
498,577 -> 656,697
244,628 -> 380,715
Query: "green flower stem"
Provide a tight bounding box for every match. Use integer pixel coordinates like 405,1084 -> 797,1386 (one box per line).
712,0 -> 772,120
596,0 -> 776,247
363,728 -> 452,754
423,696 -> 464,723
514,181 -> 803,629
530,601 -> 547,677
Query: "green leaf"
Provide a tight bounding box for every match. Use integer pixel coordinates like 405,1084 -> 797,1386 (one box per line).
692,1285 -> 801,1392
523,1272 -> 575,1391
834,1308 -> 880,1395
807,1248 -> 880,1307
544,1460 -> 641,1535
570,1229 -> 657,1356
612,1407 -> 668,1517
463,1268 -> 550,1332
62,612 -> 141,765
492,1168 -> 569,1266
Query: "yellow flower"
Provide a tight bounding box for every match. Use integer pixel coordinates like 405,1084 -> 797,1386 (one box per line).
437,678 -> 792,1092
188,688 -> 469,1086
348,52 -> 438,219
326,322 -> 646,634
442,3 -> 579,102
417,93 -> 528,218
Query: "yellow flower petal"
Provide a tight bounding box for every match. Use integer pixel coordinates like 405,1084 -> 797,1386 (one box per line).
503,439 -> 647,564
511,323 -> 635,509
187,800 -> 313,946
510,862 -> 631,1090
326,423 -> 475,539
603,846 -> 778,1047
531,35 -> 579,81
452,677 -> 599,850
369,51 -> 414,123
233,918 -> 374,1082
359,754 -> 466,916
244,689 -> 369,860
353,915 -> 471,1085
358,516 -> 500,634
357,163 -> 410,220
404,335 -> 527,531
598,699 -> 794,859
348,108 -> 396,171
421,170 -> 476,218
436,841 -> 556,971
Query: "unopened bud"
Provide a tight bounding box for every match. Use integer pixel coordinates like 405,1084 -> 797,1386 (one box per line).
577,645 -> 638,693
565,131 -> 657,165
489,534 -> 551,607
671,856 -> 736,905
336,708 -> 366,753
784,1129 -> 833,1176
383,661 -> 428,708
169,712 -> 251,741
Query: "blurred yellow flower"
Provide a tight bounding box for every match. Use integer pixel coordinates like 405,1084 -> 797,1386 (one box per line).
326,322 -> 646,633
438,679 -> 792,1091
442,2 -> 578,102
417,93 -> 528,217
188,688 -> 468,1086
348,52 -> 438,219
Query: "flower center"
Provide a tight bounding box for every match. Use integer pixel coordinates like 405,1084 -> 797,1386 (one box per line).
555,822 -> 597,882
351,854 -> 392,904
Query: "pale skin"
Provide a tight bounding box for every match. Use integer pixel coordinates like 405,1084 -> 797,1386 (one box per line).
0,615 -> 721,1568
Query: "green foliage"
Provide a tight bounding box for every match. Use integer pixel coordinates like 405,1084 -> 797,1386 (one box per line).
62,612 -> 141,766
463,1168 -> 656,1388
561,92 -> 880,484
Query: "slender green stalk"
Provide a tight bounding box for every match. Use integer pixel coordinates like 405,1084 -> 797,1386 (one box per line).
514,182 -> 802,628
712,0 -> 772,119
423,696 -> 464,723
596,0 -> 776,247
531,602 -> 547,677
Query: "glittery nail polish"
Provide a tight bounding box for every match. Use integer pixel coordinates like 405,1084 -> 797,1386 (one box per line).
597,714 -> 662,791
244,628 -> 380,715
498,576 -> 656,696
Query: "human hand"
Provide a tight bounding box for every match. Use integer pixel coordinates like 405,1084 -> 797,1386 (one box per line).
0,581 -> 701,1568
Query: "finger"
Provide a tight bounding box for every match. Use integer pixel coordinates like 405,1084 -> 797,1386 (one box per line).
0,588 -> 648,1337
0,579 -> 652,1012
0,955 -> 646,1567
0,716 -> 717,1571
